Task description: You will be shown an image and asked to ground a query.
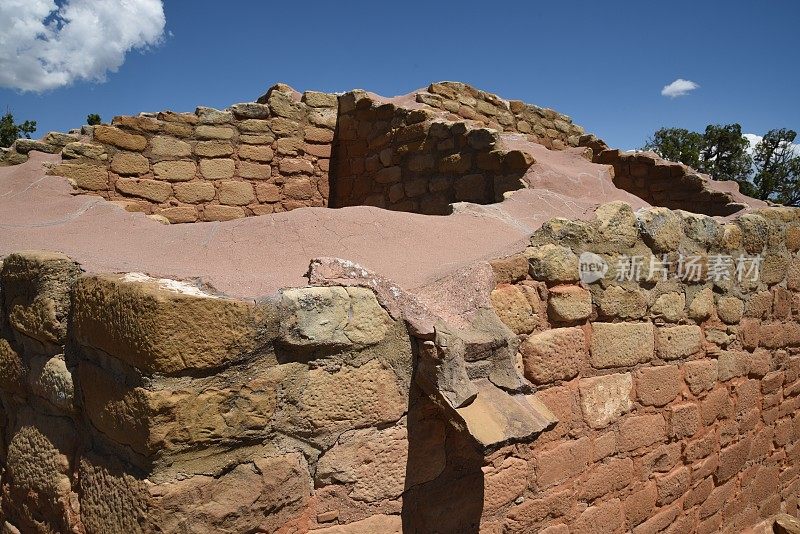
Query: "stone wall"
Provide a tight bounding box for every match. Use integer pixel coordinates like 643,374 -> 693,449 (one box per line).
2,201 -> 800,533
43,84 -> 337,223
483,203 -> 800,533
330,91 -> 535,214
578,135 -> 749,217
414,82 -> 586,150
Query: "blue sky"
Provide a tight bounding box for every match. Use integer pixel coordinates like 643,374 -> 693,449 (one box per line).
1,0 -> 797,150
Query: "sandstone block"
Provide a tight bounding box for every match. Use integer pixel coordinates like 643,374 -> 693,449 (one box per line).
239,161 -> 272,179
194,141 -> 234,158
173,182 -> 216,204
195,125 -> 235,140
279,158 -> 314,174
199,158 -> 235,180
28,355 -> 74,412
618,414 -> 666,452
61,141 -> 107,160
203,204 -> 245,221
158,206 -> 197,223
304,127 -> 334,143
375,165 -> 402,183
110,152 -> 149,175
688,287 -> 714,321
656,325 -> 702,360
636,365 -> 681,406
490,284 -> 538,335
521,327 -> 586,385
595,201 -> 639,247
590,322 -> 654,368
218,181 -> 255,206
598,285 -> 647,319
152,160 -> 197,182
0,338 -> 25,393
489,254 -> 529,284
548,285 -> 591,322
280,286 -> 390,347
1,251 -> 81,345
650,291 -> 685,322
196,107 -> 233,124
256,183 -> 281,203
238,144 -> 274,162
526,244 -> 579,284
637,207 -> 683,252
93,125 -> 147,151
149,136 -> 191,158
116,178 -> 172,203
302,91 -> 338,108
72,273 -> 266,373
49,163 -> 108,190
535,437 -> 592,488
284,178 -> 315,200
578,372 -> 633,428
230,102 -> 271,119
238,119 -> 273,133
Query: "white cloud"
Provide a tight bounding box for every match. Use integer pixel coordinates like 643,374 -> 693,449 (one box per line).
0,0 -> 166,92
661,79 -> 700,98
744,133 -> 800,157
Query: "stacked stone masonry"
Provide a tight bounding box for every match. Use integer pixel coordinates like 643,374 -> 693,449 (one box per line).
2,201 -> 800,532
331,91 -> 535,214
41,83 -> 337,223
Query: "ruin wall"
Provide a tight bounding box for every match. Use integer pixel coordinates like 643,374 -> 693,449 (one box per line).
2,203 -> 800,532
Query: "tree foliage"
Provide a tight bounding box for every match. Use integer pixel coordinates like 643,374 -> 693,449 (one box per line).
0,112 -> 37,148
753,128 -> 800,206
644,123 -> 800,206
86,113 -> 102,126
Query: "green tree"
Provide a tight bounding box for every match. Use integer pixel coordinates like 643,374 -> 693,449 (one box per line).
753,129 -> 800,206
0,112 -> 37,148
643,127 -> 703,169
86,113 -> 102,126
699,123 -> 752,183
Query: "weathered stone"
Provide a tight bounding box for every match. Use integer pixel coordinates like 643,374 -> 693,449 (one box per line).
656,325 -> 702,360
199,158 -> 235,180
526,244 -> 579,284
650,291 -> 685,322
548,285 -> 591,322
196,125 -> 235,140
688,287 -> 714,321
637,207 -> 683,252
173,182 -> 216,204
110,152 -> 149,175
280,287 -> 391,347
1,251 -> 81,344
521,327 -> 586,385
203,204 -> 245,221
256,183 -> 281,203
279,158 -> 314,175
196,107 -> 233,124
717,296 -> 744,324
194,141 -> 234,158
636,365 -> 681,406
158,206 -> 197,224
116,178 -> 172,203
0,338 -> 25,393
149,136 -> 191,157
93,125 -> 147,151
152,160 -> 197,182
590,322 -> 654,368
578,373 -> 633,428
238,144 -> 274,162
490,284 -> 538,335
313,515 -> 402,534
72,274 -> 266,373
28,355 -> 74,411
239,161 -> 271,179
230,102 -> 271,119
684,359 -> 718,395
595,201 -> 638,247
217,181 -> 255,206
61,142 -> 107,160
598,285 -> 647,319
302,91 -> 338,108
49,163 -> 108,190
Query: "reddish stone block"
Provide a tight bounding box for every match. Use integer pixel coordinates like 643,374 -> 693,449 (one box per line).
573,498 -> 625,534
699,480 -> 735,519
624,481 -> 658,528
691,454 -> 719,483
669,402 -> 700,439
684,476 -> 714,509
503,488 -> 572,533
636,365 -> 681,407
656,466 -> 690,506
535,437 -> 592,489
631,503 -> 680,534
641,442 -> 682,477
684,432 -> 717,462
618,414 -> 667,453
735,379 -> 761,414
592,432 -> 617,462
700,387 -> 733,425
716,437 -> 753,483
578,457 -> 633,502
